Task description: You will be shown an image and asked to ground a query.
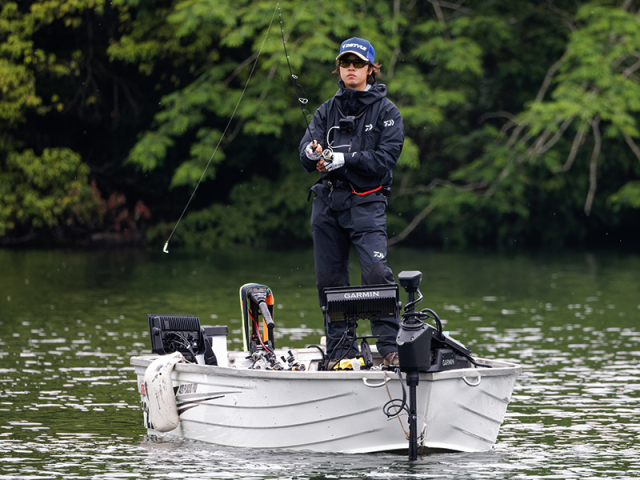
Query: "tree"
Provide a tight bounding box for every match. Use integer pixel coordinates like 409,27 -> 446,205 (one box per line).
388,0 -> 640,248
2,0 -> 639,249
518,0 -> 640,216
0,0 -> 165,244
0,0 -> 103,242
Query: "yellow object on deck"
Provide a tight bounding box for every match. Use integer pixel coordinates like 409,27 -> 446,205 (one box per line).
333,357 -> 365,370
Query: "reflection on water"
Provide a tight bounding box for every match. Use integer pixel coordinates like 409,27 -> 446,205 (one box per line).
0,248 -> 639,479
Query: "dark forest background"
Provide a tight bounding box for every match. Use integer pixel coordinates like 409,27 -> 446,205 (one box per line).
2,0 -> 640,250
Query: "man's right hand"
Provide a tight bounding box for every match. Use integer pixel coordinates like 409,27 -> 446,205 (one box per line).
305,141 -> 323,159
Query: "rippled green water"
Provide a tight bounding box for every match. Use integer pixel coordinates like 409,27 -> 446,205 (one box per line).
1,248 -> 639,479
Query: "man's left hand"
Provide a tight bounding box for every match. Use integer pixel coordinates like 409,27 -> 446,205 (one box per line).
323,152 -> 345,172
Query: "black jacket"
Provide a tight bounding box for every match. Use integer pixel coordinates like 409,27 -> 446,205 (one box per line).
299,81 -> 404,207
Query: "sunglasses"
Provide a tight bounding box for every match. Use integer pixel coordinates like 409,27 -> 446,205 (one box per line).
339,58 -> 369,69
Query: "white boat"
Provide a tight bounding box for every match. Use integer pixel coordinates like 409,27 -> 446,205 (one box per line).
131,271 -> 520,456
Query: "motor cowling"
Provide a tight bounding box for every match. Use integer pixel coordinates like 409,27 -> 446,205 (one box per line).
397,320 -> 438,373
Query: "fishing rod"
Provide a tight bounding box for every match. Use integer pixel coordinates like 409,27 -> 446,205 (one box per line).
277,4 -> 318,151
162,4 -> 316,253
161,4 -> 278,253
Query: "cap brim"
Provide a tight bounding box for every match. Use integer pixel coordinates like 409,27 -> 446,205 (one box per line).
336,51 -> 369,62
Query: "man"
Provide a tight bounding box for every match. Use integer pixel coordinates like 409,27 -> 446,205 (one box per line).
299,37 -> 405,367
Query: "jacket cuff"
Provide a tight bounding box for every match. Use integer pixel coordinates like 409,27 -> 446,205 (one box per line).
344,152 -> 358,169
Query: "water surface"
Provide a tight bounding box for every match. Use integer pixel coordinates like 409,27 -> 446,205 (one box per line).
0,248 -> 639,479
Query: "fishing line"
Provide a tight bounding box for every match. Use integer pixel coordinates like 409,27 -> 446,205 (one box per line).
162,4 -> 278,253
278,4 -> 317,148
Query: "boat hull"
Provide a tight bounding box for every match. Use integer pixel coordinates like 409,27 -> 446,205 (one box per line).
131,352 -> 520,454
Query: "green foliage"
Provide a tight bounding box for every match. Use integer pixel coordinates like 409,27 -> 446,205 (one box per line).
2,0 -> 640,248
148,170 -> 312,250
0,148 -> 97,235
0,0 -> 111,241
0,59 -> 41,123
407,0 -> 640,247
397,137 -> 419,170
520,2 -> 640,135
126,130 -> 176,172
609,181 -> 640,209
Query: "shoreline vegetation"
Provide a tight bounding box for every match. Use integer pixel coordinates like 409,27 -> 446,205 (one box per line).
1,1 -> 640,251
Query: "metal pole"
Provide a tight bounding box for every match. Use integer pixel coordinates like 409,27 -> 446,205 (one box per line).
407,371 -> 419,461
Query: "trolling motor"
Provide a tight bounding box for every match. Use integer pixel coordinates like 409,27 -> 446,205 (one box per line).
395,271 -> 473,460
396,272 -> 424,461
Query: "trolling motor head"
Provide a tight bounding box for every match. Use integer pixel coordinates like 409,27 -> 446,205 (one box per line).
396,271 -> 473,374
396,271 -> 435,372
398,270 -> 422,293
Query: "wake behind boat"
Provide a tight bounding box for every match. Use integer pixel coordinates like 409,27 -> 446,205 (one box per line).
130,271 -> 520,458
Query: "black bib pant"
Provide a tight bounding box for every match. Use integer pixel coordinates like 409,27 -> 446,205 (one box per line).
311,192 -> 398,359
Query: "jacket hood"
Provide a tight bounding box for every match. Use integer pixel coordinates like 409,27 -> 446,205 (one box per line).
334,81 -> 387,115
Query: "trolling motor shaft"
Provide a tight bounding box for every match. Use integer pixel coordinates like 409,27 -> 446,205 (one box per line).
395,271 -> 424,461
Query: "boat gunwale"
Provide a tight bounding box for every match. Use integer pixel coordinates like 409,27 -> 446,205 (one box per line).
130,354 -> 521,382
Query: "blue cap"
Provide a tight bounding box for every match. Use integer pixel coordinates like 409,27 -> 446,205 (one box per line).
337,37 -> 375,64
